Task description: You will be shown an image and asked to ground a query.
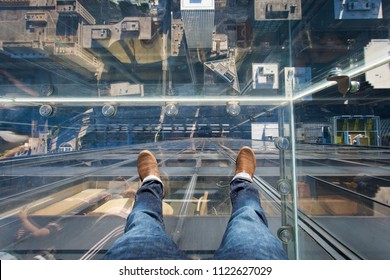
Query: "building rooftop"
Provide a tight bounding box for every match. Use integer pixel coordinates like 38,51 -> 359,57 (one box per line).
180,0 -> 215,10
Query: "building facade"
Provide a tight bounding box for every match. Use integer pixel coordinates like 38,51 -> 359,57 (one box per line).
180,0 -> 215,49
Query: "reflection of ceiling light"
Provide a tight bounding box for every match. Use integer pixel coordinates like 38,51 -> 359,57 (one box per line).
165,103 -> 179,116
226,101 -> 240,116
102,104 -> 117,117
39,104 -> 55,117
349,81 -> 360,93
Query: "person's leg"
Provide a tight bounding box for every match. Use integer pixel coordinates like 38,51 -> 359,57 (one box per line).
213,178 -> 287,259
213,147 -> 287,260
103,151 -> 188,260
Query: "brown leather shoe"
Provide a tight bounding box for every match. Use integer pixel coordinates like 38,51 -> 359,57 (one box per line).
137,150 -> 160,181
235,146 -> 256,178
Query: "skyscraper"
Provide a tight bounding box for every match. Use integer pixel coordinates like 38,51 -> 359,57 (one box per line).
180,0 -> 215,49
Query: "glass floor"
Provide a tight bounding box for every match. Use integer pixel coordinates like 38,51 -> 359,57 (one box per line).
0,139 -> 389,259
0,139 -> 282,259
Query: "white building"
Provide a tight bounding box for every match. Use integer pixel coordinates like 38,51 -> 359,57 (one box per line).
364,39 -> 390,89
180,0 -> 215,49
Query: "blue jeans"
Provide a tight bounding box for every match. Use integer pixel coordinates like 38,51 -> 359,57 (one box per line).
103,178 -> 288,260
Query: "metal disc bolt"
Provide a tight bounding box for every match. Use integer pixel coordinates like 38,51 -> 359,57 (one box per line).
278,226 -> 293,244
277,179 -> 291,195
41,84 -> 55,96
39,104 -> 54,117
165,103 -> 179,116
274,137 -> 290,150
102,104 -> 117,117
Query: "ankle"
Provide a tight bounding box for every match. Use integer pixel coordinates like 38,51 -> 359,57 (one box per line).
232,172 -> 253,183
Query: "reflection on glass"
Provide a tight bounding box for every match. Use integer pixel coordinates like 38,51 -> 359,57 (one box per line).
0,140 -> 287,259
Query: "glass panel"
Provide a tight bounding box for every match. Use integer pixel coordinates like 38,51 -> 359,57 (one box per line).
0,139 -> 291,259
295,143 -> 390,259
290,0 -> 390,259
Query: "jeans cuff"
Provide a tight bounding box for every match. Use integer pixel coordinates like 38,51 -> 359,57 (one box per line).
142,175 -> 163,186
231,172 -> 253,183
